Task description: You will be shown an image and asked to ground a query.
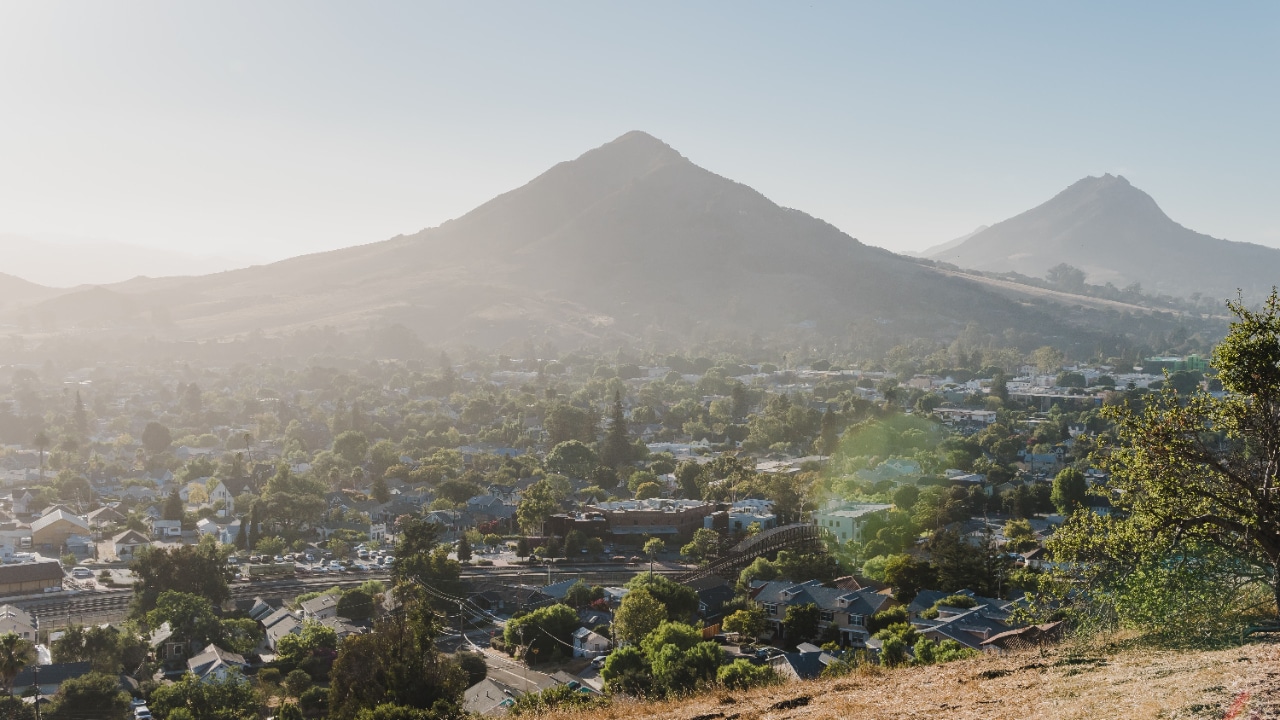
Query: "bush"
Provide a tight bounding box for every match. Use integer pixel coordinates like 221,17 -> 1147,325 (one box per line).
258,667 -> 282,685
716,659 -> 779,690
299,686 -> 328,713
284,668 -> 312,698
456,652 -> 488,686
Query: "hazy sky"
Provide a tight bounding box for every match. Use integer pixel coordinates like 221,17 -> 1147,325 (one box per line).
1,1 -> 1277,272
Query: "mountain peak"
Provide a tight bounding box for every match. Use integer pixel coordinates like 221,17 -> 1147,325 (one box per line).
575,130 -> 686,169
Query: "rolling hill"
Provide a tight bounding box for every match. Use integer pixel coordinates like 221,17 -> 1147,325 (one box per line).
927,174 -> 1280,302
1,133 -> 1119,352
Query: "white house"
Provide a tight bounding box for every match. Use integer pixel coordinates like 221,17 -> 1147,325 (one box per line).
572,627 -> 610,658
112,529 -> 151,560
299,594 -> 339,622
187,644 -> 249,683
150,519 -> 183,539
208,481 -> 236,517
0,605 -> 37,640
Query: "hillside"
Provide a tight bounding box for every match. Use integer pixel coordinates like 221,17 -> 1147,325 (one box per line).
0,272 -> 60,309
535,640 -> 1278,720
0,132 -> 1095,352
928,174 -> 1280,303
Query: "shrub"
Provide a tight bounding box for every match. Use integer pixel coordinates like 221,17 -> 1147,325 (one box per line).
716,659 -> 779,690
258,667 -> 282,685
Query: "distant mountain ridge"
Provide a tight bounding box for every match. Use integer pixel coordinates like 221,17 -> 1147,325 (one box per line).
927,175 -> 1280,302
0,133 -> 1138,352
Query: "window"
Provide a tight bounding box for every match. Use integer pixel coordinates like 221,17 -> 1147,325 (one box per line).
850,615 -> 864,627
820,610 -> 834,622
765,603 -> 778,617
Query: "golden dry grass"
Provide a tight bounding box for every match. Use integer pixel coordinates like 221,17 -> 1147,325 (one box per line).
532,638 -> 1280,720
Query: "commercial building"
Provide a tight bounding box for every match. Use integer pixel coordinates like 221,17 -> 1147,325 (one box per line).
811,503 -> 892,544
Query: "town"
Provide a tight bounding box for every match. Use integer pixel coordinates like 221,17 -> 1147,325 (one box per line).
0,343 -> 1235,718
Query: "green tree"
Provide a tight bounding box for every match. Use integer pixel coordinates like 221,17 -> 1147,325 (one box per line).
284,669 -> 312,698
1054,292 -> 1280,625
613,587 -> 667,645
625,573 -> 698,622
391,517 -> 464,609
563,580 -> 602,608
600,390 -> 632,468
162,489 -> 184,521
600,645 -> 650,696
883,553 -> 936,602
721,606 -> 765,640
333,431 -> 370,466
338,588 -> 375,622
680,528 -> 720,565
149,672 -> 260,720
32,430 -> 49,483
370,475 -> 391,504
141,421 -> 172,455
456,535 -> 472,562
47,672 -> 131,720
782,603 -> 820,644
147,591 -> 222,649
1050,467 -> 1088,515
545,440 -> 598,479
515,537 -> 531,560
717,658 -> 779,690
276,622 -> 338,673
643,537 -> 665,574
131,543 -> 229,616
892,484 -> 920,511
0,633 -> 34,697
503,604 -> 579,663
455,652 -> 487,686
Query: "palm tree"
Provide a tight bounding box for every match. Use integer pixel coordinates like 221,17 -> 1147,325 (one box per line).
0,632 -> 35,697
32,431 -> 49,483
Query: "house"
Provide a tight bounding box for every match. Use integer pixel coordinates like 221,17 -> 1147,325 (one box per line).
149,622 -> 190,663
464,677 -> 522,715
980,621 -> 1063,654
686,577 -> 736,620
317,616 -> 364,640
0,561 -> 64,596
86,506 -> 126,529
572,627 -> 610,658
811,504 -> 892,545
261,608 -> 302,651
767,643 -> 833,681
750,578 -> 893,647
150,519 -> 183,539
908,592 -> 1021,651
12,661 -> 92,696
466,495 -> 515,525
0,604 -> 37,640
187,644 -> 249,683
299,593 -> 339,622
30,510 -> 90,549
195,517 -> 220,538
112,529 -> 151,560
207,480 -> 237,517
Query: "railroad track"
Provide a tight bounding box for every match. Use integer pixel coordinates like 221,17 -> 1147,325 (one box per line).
0,563 -> 683,623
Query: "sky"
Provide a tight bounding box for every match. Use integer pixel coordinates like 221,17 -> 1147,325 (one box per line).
1,1 -> 1277,283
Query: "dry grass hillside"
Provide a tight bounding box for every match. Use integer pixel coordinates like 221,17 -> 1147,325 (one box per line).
536,638 -> 1280,720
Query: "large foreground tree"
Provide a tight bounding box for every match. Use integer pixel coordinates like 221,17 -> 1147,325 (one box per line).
1053,292 -> 1280,629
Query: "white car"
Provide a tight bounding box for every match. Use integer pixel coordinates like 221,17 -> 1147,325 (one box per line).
134,706 -> 152,719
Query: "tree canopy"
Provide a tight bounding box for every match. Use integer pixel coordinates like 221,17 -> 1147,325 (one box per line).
1053,292 -> 1280,632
